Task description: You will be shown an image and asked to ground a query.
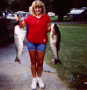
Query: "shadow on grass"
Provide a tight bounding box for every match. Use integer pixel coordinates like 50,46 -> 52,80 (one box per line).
46,24 -> 87,90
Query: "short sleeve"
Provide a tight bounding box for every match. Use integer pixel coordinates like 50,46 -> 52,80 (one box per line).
24,16 -> 31,24
46,14 -> 51,23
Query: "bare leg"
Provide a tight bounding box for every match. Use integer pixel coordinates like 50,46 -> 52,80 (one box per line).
29,50 -> 39,89
36,51 -> 45,88
29,50 -> 37,77
36,51 -> 45,77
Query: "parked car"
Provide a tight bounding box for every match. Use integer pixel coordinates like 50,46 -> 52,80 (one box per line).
63,7 -> 87,21
0,10 -> 29,46
6,13 -> 17,20
15,11 -> 30,19
0,11 -> 5,19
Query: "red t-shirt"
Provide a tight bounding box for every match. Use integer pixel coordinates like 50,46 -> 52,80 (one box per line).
25,14 -> 51,44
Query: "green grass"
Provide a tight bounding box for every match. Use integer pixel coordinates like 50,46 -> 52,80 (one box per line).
45,24 -> 87,89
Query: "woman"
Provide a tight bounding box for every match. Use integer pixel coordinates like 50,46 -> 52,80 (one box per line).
23,0 -> 51,90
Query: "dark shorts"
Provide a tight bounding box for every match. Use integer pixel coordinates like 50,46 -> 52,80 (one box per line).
27,42 -> 46,52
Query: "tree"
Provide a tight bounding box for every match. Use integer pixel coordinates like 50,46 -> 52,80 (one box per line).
0,1 -> 9,10
11,0 -> 29,11
51,0 -> 73,21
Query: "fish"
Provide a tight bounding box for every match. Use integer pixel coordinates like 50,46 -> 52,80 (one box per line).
14,24 -> 26,64
49,23 -> 61,64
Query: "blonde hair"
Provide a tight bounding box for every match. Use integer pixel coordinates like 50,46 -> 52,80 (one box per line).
31,0 -> 46,16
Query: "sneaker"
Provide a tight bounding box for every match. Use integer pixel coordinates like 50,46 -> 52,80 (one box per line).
37,77 -> 45,89
31,78 -> 37,90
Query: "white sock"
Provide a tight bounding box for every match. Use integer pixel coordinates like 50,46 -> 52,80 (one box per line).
32,77 -> 37,81
37,77 -> 40,80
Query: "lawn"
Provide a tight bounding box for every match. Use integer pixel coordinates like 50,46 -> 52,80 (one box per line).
45,24 -> 87,89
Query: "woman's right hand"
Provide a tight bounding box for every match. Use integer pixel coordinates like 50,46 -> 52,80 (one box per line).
19,21 -> 26,28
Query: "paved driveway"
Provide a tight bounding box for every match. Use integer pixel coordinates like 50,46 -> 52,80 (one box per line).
0,44 -> 68,90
